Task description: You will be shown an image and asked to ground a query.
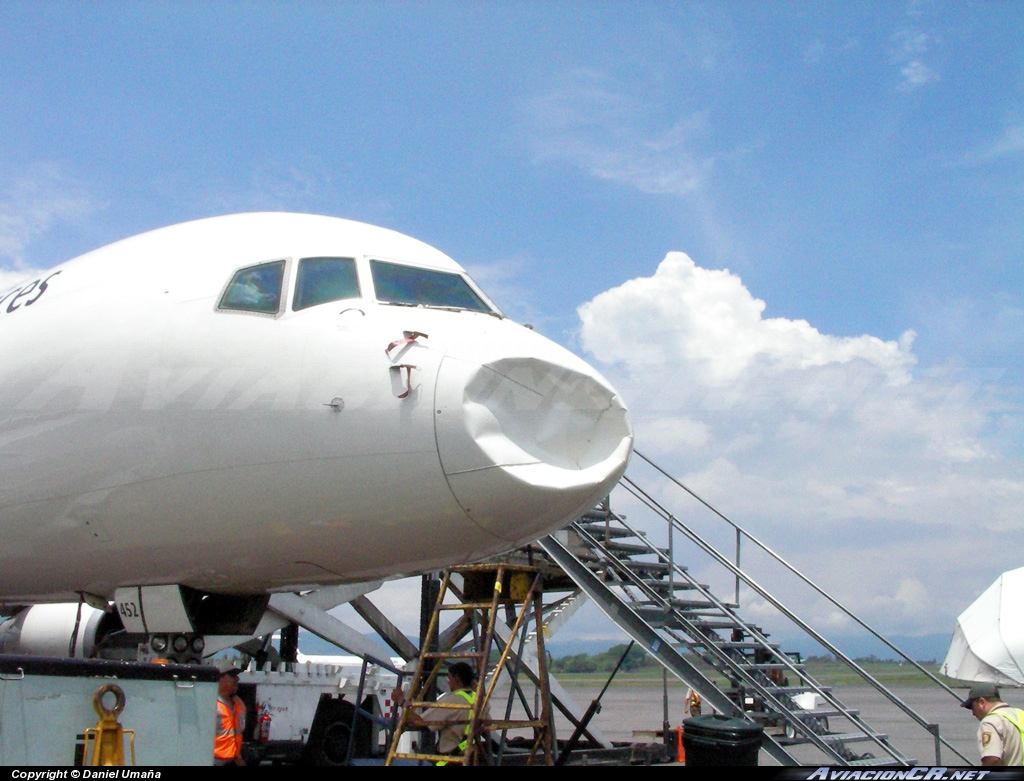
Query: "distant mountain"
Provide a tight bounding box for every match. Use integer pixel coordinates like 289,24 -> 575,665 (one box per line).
779,633 -> 952,664
295,629 -> 953,665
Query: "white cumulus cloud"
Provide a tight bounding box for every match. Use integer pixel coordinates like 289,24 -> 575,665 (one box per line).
577,251 -> 1024,637
580,252 -> 914,387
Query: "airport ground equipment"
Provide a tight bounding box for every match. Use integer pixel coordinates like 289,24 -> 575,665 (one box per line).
386,564 -> 554,766
236,653 -> 401,765
0,656 -> 217,765
525,450 -> 972,766
83,683 -> 136,766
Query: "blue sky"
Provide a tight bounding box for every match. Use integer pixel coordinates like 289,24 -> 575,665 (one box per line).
2,2 -> 1022,652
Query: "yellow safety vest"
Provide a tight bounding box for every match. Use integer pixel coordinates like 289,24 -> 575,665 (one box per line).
991,706 -> 1024,764
436,689 -> 477,766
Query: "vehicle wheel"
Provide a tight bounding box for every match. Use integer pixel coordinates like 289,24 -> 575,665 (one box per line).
321,721 -> 352,765
302,695 -> 357,766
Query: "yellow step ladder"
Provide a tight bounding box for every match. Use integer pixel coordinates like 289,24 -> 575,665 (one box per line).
385,564 -> 553,766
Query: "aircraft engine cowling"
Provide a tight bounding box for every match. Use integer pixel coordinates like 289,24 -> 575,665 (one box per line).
0,604 -> 117,658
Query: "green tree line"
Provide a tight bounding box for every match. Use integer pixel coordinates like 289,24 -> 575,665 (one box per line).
549,643 -> 657,674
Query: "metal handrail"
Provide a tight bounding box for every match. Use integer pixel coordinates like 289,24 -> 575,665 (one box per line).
578,513 -> 900,762
620,458 -> 971,764
570,521 -> 853,763
634,449 -> 962,700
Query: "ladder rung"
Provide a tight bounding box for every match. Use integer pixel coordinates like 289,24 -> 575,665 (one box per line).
392,752 -> 465,764
407,701 -> 473,710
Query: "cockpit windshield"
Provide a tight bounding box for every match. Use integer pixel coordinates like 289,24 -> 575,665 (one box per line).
370,260 -> 493,313
218,260 -> 285,315
293,257 -> 360,311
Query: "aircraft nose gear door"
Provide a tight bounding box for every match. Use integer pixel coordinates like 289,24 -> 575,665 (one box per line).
114,586 -> 269,663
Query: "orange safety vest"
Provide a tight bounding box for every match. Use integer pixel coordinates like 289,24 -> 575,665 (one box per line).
215,696 -> 245,761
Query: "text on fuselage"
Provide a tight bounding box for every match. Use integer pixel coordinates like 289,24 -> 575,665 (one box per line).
0,270 -> 61,317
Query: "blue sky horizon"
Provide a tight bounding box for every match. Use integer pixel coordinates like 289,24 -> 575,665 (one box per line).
2,2 -> 1021,653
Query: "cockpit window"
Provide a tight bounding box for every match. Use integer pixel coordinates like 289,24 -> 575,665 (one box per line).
370,260 -> 492,313
219,260 -> 285,314
293,257 -> 360,311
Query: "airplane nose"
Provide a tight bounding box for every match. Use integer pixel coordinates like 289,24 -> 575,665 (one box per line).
435,336 -> 632,543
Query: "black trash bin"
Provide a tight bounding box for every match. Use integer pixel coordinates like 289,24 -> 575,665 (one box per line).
682,715 -> 763,766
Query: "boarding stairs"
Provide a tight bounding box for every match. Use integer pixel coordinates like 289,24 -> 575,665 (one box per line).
525,450 -> 972,767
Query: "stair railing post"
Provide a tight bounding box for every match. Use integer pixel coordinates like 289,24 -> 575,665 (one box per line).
928,722 -> 941,765
735,527 -> 741,607
667,510 -> 675,617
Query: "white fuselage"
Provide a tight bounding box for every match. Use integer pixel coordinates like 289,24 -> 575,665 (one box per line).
0,213 -> 632,602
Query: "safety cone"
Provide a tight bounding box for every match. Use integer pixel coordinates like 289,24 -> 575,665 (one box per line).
676,726 -> 685,763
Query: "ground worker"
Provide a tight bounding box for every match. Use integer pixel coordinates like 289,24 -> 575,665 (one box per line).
393,662 -> 491,765
962,684 -> 1024,766
686,689 -> 702,717
214,660 -> 247,766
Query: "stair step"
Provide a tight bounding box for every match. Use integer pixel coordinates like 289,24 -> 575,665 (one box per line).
848,755 -> 912,767
712,641 -> 779,651
616,559 -> 672,573
726,685 -> 833,696
630,605 -> 729,626
765,684 -> 833,695
594,541 -> 663,556
640,599 -> 726,611
574,522 -> 638,540
627,559 -> 675,574
747,707 -> 855,721
790,708 -> 856,721
547,509 -> 918,767
689,619 -> 746,630
817,731 -> 888,744
643,579 -> 703,591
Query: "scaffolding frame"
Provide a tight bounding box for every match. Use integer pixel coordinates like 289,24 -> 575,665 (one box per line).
385,564 -> 553,766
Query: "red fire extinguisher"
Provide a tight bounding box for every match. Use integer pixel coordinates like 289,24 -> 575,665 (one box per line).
254,703 -> 272,743
252,704 -> 272,745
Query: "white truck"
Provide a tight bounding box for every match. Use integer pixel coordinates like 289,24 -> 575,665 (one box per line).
236,654 -> 404,765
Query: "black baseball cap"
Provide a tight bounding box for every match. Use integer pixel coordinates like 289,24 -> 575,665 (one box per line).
961,683 -> 1000,708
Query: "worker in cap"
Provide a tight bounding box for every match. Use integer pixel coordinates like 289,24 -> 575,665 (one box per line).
213,659 -> 247,766
961,683 -> 1024,766
392,662 -> 491,764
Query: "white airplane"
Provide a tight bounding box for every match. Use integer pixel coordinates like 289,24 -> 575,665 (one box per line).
0,213 -> 631,659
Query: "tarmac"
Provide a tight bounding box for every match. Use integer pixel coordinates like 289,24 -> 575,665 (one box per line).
551,682 -> 1024,766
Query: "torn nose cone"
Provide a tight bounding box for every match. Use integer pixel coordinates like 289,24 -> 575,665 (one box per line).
435,354 -> 633,543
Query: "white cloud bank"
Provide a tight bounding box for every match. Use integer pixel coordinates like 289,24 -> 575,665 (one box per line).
578,252 -> 1024,636
581,252 -> 915,387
